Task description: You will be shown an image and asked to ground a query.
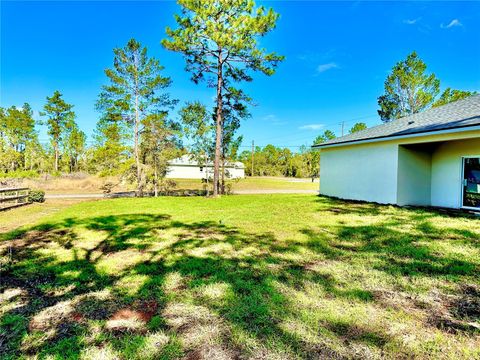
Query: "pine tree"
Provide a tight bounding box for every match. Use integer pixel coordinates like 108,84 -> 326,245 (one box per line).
41,91 -> 76,172
162,0 -> 284,195
96,39 -> 176,195
432,88 -> 477,107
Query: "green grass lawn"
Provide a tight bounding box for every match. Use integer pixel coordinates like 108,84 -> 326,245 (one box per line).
1,195 -> 479,359
174,177 -> 318,191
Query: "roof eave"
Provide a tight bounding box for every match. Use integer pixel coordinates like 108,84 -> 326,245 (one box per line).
312,124 -> 480,149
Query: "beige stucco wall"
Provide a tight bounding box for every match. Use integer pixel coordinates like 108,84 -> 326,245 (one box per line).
397,146 -> 432,206
319,128 -> 480,208
431,138 -> 480,208
319,142 -> 399,204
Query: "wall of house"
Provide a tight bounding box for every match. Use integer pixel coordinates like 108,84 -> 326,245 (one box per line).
397,145 -> 432,206
166,165 -> 211,179
431,138 -> 480,208
166,165 -> 244,179
319,142 -> 399,204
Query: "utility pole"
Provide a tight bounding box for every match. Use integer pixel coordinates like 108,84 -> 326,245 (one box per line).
341,121 -> 345,137
251,140 -> 254,176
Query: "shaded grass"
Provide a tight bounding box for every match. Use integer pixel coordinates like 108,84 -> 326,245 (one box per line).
1,195 -> 479,359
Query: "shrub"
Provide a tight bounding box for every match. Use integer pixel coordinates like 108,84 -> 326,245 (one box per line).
28,189 -> 45,203
161,179 -> 177,195
225,183 -> 235,195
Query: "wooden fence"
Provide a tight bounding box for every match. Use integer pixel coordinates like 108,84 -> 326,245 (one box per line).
0,187 -> 30,211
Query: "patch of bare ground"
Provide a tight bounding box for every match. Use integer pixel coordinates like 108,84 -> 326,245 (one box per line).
106,300 -> 159,334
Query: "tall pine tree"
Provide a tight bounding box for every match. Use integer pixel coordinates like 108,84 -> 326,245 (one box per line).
162,0 -> 284,196
377,52 -> 440,122
96,39 -> 176,195
41,91 -> 76,172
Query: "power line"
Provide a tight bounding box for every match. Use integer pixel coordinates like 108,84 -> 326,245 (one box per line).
238,145 -> 305,148
253,113 -> 378,143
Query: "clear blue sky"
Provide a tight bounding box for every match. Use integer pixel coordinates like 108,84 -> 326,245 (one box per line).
1,1 -> 479,151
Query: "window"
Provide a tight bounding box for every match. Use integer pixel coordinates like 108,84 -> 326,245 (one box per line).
463,157 -> 480,209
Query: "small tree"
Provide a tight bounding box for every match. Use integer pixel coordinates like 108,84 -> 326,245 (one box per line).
41,91 -> 76,172
220,90 -> 249,193
141,113 -> 181,196
349,122 -> 367,134
309,131 -> 336,181
180,102 -> 215,195
162,0 -> 284,196
314,130 -> 336,145
378,51 -> 440,122
299,145 -> 319,181
96,38 -> 176,196
63,121 -> 86,172
91,118 -> 130,176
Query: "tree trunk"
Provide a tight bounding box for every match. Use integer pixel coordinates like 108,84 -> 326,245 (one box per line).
134,110 -> 141,196
213,51 -> 223,197
205,155 -> 210,197
221,154 -> 225,195
154,160 -> 158,197
134,65 -> 142,197
131,50 -> 143,197
54,142 -> 59,172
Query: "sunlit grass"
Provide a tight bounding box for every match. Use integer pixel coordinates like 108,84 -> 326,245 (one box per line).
1,195 -> 479,359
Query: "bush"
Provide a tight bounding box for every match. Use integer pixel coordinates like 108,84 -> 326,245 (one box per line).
28,189 -> 45,203
223,183 -> 233,195
160,179 -> 177,195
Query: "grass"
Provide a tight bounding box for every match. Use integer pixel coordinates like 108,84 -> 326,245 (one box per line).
0,199 -> 92,233
0,194 -> 479,359
174,177 -> 318,192
19,175 -> 318,195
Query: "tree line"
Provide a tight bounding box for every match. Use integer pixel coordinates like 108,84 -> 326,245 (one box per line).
1,1 -> 476,195
1,0 -> 283,197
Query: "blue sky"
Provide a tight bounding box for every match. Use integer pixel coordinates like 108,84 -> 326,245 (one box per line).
1,1 -> 479,151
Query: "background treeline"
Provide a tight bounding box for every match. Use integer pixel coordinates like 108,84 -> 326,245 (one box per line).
1,41 -> 476,188
0,100 -> 86,177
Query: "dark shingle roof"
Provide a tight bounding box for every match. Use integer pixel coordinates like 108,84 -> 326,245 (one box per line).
314,95 -> 480,147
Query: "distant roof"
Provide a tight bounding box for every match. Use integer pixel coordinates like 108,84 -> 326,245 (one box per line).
169,154 -> 244,168
314,95 -> 480,147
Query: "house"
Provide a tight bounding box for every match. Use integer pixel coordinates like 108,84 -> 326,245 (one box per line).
166,154 -> 245,180
313,95 -> 480,210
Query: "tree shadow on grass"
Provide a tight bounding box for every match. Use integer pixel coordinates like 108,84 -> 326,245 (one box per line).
333,223 -> 478,278
1,204 -> 479,359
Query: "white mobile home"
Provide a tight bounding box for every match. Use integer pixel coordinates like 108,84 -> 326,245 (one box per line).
166,155 -> 245,180
314,95 -> 480,210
